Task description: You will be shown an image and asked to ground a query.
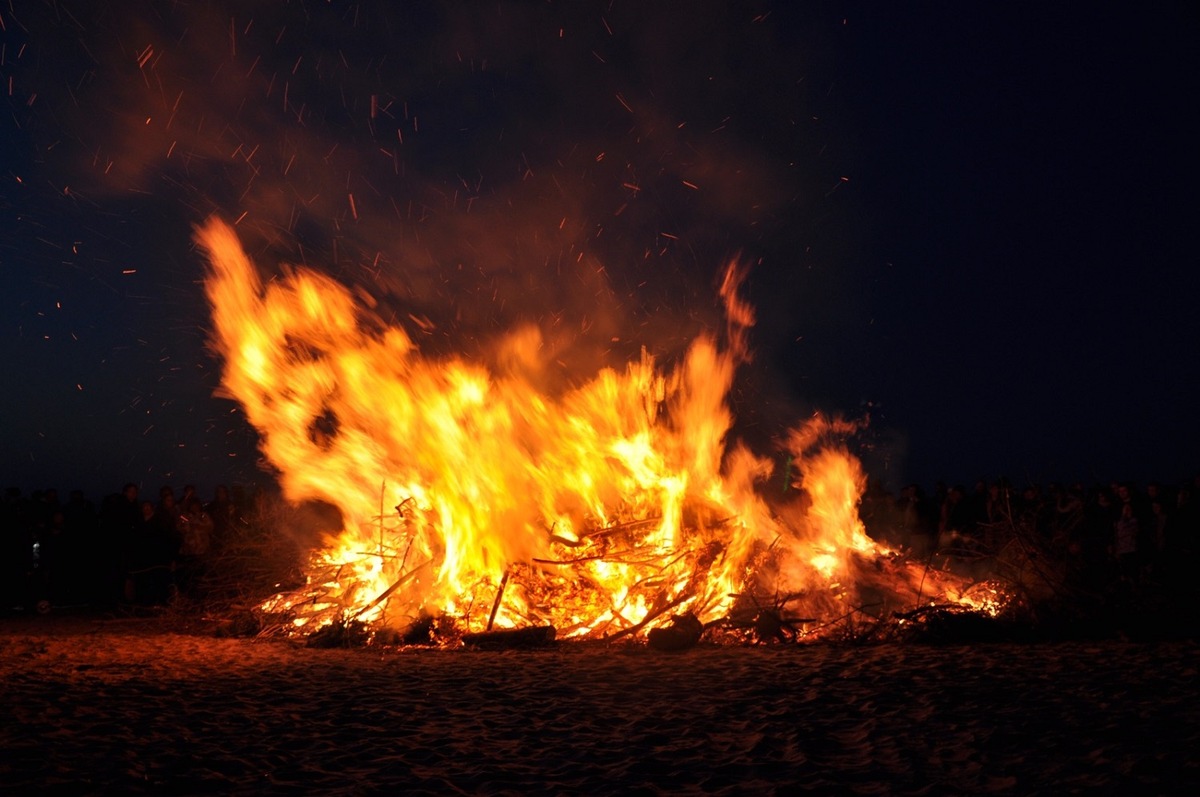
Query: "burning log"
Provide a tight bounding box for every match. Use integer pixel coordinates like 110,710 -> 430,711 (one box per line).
461,625 -> 557,650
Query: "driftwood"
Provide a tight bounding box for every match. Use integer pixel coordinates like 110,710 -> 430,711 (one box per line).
461,625 -> 557,650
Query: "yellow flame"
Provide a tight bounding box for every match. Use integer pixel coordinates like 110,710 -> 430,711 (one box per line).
197,218 -> 997,639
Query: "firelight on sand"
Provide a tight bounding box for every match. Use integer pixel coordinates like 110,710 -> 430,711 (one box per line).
197,217 -> 994,641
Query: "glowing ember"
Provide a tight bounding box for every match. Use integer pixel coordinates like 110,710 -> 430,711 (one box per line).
197,217 -> 996,641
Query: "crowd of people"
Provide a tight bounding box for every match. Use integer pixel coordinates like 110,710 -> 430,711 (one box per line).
860,475 -> 1200,598
2,473 -> 1198,616
0,482 -> 253,613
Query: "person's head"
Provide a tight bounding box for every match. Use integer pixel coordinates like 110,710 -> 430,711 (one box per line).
141,500 -> 155,521
123,483 -> 139,502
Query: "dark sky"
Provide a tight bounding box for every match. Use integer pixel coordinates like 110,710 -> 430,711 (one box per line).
2,1 -> 1196,499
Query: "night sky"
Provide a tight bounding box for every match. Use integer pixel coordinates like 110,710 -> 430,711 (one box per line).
2,2 -> 1196,500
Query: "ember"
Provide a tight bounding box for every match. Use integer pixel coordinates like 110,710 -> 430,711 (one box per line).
197,218 -> 1000,644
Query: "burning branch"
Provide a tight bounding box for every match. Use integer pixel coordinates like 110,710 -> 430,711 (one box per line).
351,559 -> 431,622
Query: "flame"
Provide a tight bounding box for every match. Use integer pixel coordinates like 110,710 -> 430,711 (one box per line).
197,217 -> 994,640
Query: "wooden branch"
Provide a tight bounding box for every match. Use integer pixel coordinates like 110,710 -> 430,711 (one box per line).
486,568 -> 510,632
351,559 -> 431,621
601,589 -> 693,643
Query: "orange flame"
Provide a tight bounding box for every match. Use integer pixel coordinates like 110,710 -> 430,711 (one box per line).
197,217 -> 991,639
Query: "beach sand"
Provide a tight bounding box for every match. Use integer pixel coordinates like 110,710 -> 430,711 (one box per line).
2,614 -> 1197,795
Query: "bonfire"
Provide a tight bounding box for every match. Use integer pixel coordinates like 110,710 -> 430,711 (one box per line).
196,218 -> 1008,647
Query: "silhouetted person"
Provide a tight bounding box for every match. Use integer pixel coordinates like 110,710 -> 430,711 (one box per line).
100,483 -> 143,604
896,484 -> 935,557
126,496 -> 179,606
60,489 -> 98,604
1162,480 -> 1198,594
205,484 -> 238,555
940,484 -> 977,541
1114,502 -> 1140,584
177,497 -> 214,599
156,485 -> 181,542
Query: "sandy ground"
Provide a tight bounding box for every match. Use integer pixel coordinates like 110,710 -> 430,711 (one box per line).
1,614 -> 1197,795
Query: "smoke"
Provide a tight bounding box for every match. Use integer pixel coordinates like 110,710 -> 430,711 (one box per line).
12,2 -> 837,381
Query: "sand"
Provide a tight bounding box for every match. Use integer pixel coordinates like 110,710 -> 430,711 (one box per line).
2,614 -> 1197,795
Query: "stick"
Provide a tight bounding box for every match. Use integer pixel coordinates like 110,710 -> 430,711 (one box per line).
486,568 -> 510,631
601,589 -> 693,643
351,559 -> 430,620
